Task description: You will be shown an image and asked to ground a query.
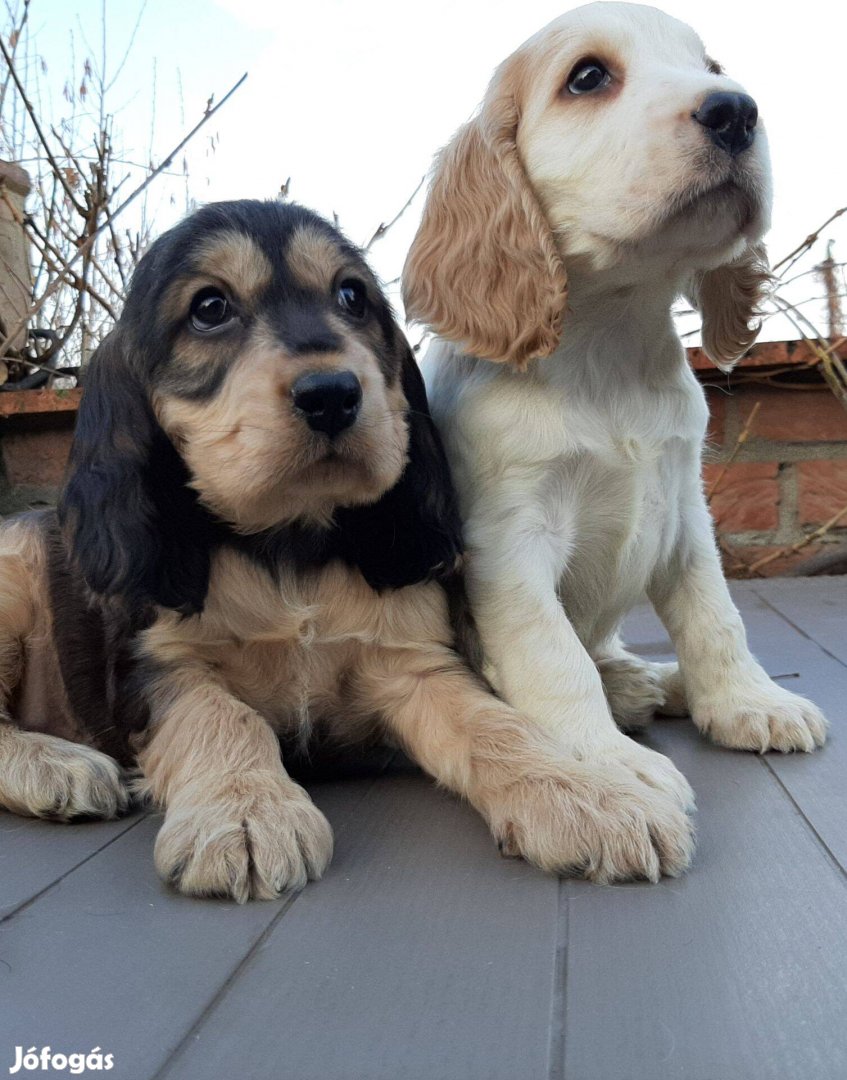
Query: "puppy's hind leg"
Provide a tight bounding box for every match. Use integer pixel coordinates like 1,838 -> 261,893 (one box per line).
595,637 -> 688,733
0,537 -> 129,821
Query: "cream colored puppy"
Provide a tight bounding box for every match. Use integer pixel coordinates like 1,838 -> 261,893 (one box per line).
404,2 -> 826,875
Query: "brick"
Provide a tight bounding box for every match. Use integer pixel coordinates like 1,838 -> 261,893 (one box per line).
723,544 -> 830,578
703,461 -> 780,532
1,428 -> 73,488
797,459 -> 847,525
752,387 -> 847,443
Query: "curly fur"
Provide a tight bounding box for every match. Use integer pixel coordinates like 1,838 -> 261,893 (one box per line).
403,60 -> 568,370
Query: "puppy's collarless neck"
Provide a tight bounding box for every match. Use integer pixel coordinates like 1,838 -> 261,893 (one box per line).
540,279 -> 685,383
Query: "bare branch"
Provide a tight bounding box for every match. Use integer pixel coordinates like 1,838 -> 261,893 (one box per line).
0,71 -> 248,359
706,401 -> 761,500
0,0 -> 29,119
746,502 -> 847,575
773,206 -> 847,276
364,174 -> 425,251
0,25 -> 86,214
103,0 -> 149,94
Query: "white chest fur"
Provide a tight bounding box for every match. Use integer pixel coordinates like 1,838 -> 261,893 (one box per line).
424,313 -> 710,652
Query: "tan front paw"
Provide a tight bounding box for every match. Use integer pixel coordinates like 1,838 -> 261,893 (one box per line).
1,732 -> 129,821
486,741 -> 695,884
693,685 -> 828,753
155,778 -> 333,903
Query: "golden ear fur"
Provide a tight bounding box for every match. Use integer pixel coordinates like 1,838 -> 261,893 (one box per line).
688,242 -> 772,371
402,62 -> 567,370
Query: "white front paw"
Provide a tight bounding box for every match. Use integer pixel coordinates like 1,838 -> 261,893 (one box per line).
693,683 -> 828,753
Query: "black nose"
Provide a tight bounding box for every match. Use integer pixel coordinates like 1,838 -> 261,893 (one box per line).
291,370 -> 362,439
693,92 -> 758,157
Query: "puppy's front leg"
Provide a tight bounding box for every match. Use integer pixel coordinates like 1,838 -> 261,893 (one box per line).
467,502 -> 697,796
139,667 -> 332,902
355,646 -> 693,882
650,498 -> 827,753
466,502 -> 693,757
465,505 -> 615,746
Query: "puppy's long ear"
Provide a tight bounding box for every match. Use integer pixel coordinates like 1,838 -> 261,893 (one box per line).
338,344 -> 463,589
59,331 -> 212,613
402,64 -> 567,370
686,242 -> 771,371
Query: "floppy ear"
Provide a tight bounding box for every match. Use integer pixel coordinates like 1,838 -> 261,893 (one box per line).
337,343 -> 463,589
402,65 -> 567,370
686,242 -> 772,371
59,331 -> 213,613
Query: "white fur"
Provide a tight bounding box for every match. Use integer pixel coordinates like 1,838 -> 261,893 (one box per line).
420,2 -> 827,760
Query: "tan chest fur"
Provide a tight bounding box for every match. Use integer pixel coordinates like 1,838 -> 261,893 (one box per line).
142,550 -> 453,731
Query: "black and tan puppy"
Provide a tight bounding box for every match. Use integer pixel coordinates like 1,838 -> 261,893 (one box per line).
0,201 -> 692,900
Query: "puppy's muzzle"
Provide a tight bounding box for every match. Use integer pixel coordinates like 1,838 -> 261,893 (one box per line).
693,92 -> 758,157
292,370 -> 362,439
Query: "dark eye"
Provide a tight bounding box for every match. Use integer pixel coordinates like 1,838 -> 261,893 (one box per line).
566,59 -> 611,95
337,278 -> 367,320
190,288 -> 233,332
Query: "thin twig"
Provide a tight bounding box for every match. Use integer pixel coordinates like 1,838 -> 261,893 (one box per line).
103,0 -> 148,94
770,296 -> 847,410
1,184 -> 116,327
0,71 -> 247,359
0,0 -> 29,119
28,232 -> 118,320
773,206 -> 847,276
706,401 -> 761,499
364,174 -> 425,251
104,203 -> 128,286
0,26 -> 86,215
746,503 -> 847,575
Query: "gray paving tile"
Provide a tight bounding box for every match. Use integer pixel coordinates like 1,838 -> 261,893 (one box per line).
0,777 -> 387,1080
0,581 -> 843,1080
0,812 -> 143,919
562,719 -> 847,1080
158,773 -> 561,1080
753,575 -> 847,667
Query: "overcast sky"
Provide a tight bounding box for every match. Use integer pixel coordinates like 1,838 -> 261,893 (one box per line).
28,0 -> 847,339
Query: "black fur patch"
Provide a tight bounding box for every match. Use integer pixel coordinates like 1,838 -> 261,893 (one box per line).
61,342 -> 215,614
334,341 -> 463,588
44,513 -> 150,765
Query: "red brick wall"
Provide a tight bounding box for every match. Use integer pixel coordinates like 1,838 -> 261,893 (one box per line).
2,356 -> 846,578
0,389 -> 79,514
695,342 -> 847,577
